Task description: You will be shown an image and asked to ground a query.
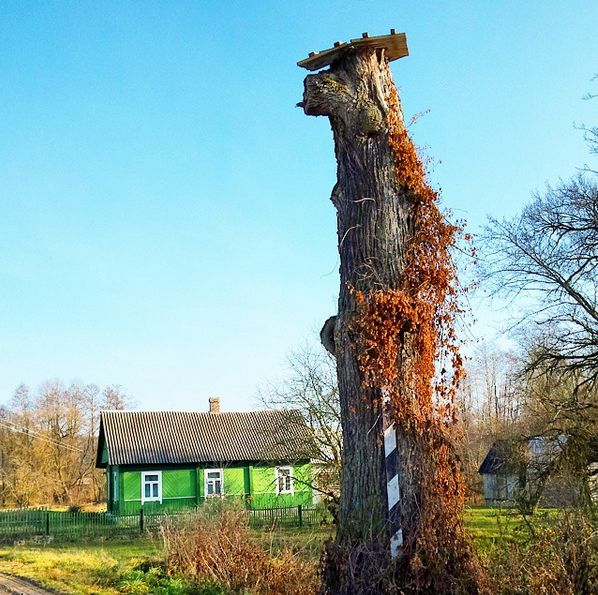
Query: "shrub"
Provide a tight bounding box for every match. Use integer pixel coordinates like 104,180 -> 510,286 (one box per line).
483,512 -> 598,595
161,501 -> 318,595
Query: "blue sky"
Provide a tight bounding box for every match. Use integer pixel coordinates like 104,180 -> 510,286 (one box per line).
1,1 -> 596,411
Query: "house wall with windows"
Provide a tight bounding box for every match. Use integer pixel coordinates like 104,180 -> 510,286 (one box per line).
106,461 -> 313,514
251,463 -> 312,508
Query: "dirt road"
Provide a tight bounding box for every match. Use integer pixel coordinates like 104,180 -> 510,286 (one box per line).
0,574 -> 61,595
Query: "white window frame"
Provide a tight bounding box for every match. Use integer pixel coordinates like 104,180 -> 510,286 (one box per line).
112,470 -> 118,502
204,468 -> 224,498
141,471 -> 162,504
275,466 -> 294,495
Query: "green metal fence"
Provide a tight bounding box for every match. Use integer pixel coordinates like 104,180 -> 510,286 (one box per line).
0,504 -> 332,540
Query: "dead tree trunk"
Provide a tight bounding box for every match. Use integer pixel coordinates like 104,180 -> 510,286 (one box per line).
299,38 -> 482,595
300,44 -> 419,592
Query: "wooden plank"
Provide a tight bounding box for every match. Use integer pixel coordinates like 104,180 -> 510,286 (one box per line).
298,31 -> 408,71
298,43 -> 351,71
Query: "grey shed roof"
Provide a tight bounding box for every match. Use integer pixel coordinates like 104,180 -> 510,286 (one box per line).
478,440 -> 512,475
96,409 -> 313,468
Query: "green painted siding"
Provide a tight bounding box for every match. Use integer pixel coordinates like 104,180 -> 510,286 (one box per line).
252,465 -> 275,493
114,467 -> 197,514
223,467 -> 246,496
197,468 -> 204,500
196,465 -> 249,499
123,471 -> 142,501
109,462 -> 312,513
106,466 -> 112,512
251,463 -> 313,508
106,465 -> 121,513
163,469 -> 196,500
247,465 -> 254,497
294,462 -> 312,487
244,467 -> 251,496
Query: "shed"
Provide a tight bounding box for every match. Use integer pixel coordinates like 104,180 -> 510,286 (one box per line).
478,440 -> 522,504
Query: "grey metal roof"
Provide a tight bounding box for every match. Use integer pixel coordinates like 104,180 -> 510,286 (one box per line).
478,440 -> 511,475
97,409 -> 313,468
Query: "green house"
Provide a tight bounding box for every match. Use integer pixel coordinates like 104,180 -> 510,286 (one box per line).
96,400 -> 314,514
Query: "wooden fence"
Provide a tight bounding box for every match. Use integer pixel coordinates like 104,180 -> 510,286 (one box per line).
0,504 -> 332,540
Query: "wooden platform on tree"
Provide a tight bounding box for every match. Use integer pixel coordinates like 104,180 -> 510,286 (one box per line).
298,31 -> 409,71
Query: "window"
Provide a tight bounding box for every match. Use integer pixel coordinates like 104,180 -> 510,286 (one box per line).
204,468 -> 223,497
141,471 -> 162,503
275,466 -> 294,495
112,471 -> 118,502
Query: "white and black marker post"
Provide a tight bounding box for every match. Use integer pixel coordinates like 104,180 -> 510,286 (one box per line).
383,401 -> 403,558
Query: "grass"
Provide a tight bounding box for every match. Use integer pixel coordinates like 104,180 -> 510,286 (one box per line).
464,505 -> 555,551
0,537 -> 163,595
0,528 -> 334,595
0,508 -> 553,595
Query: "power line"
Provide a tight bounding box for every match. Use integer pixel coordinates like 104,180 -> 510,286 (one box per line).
0,420 -> 84,453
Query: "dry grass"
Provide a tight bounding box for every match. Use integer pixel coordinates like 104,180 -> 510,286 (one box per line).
161,501 -> 319,595
0,507 -> 595,595
482,511 -> 598,595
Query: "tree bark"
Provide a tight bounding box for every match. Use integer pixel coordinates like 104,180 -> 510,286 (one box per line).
301,47 -> 422,593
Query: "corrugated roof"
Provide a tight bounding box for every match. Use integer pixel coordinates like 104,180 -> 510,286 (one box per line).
97,409 -> 312,468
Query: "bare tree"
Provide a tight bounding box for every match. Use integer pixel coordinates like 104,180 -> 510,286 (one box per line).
459,341 -> 523,499
0,380 -> 134,508
466,341 -> 522,429
477,89 -> 598,513
257,342 -> 341,502
1,384 -> 41,507
462,339 -> 598,511
481,172 -> 598,382
101,385 -> 135,411
581,74 -> 598,172
514,363 -> 598,511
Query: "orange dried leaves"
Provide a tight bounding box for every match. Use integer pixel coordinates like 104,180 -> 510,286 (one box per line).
355,83 -> 464,431
352,78 -> 481,590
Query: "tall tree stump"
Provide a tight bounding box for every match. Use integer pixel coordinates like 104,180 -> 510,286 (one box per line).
299,34 -> 483,595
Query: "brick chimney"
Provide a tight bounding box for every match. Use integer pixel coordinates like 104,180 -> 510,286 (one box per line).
209,397 -> 221,414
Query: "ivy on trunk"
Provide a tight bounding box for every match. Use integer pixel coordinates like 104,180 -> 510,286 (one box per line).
300,43 -> 485,595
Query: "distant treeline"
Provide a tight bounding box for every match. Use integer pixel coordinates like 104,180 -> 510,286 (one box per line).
0,381 -> 133,508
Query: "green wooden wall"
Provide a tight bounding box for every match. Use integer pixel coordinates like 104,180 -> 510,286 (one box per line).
251,463 -> 313,508
108,462 -> 312,514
